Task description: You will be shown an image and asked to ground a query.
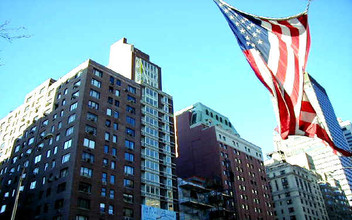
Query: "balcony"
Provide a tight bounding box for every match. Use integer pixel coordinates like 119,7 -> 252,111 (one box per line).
180,197 -> 213,209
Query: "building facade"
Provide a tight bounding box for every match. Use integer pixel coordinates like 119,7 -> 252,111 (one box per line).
178,176 -> 238,220
319,179 -> 352,220
107,38 -> 178,213
339,119 -> 352,151
0,39 -> 177,219
275,74 -> 352,206
0,79 -> 56,162
265,157 -> 329,220
176,102 -> 274,220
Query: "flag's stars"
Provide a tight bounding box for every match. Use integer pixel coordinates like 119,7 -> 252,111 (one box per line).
246,25 -> 252,30
252,32 -> 258,38
257,39 -> 263,44
250,23 -> 255,27
241,19 -> 246,23
256,29 -> 261,34
224,9 -> 229,14
245,35 -> 250,41
235,21 -> 240,26
240,28 -> 245,33
246,41 -> 251,46
229,15 -> 235,20
251,43 -> 255,47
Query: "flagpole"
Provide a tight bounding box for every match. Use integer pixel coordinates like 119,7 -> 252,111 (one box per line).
305,0 -> 312,13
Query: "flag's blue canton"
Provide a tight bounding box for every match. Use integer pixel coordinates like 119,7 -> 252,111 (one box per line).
218,5 -> 271,63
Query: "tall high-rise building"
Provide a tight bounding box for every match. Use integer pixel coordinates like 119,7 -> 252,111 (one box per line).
0,79 -> 57,162
176,102 -> 274,220
0,39 -> 177,219
275,74 -> 352,206
107,38 -> 178,213
339,119 -> 352,151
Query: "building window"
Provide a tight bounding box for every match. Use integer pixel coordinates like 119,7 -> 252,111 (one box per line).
82,152 -> 94,163
110,175 -> 115,184
124,179 -> 134,188
65,126 -> 74,136
91,78 -> 101,88
94,69 -> 103,77
85,125 -> 97,135
78,182 -> 91,194
115,90 -> 120,97
0,205 -> 6,214
100,203 -> 105,213
34,155 -> 42,164
61,153 -> 70,164
124,166 -> 134,175
127,95 -> 136,103
105,119 -> 111,127
107,97 -> 113,104
123,193 -> 134,203
123,208 -> 133,217
103,158 -> 108,167
126,116 -> 135,126
70,102 -> 78,111
116,79 -> 121,86
88,100 -> 99,110
87,112 -> 98,122
89,89 -> 100,99
57,182 -> 66,193
109,189 -> 115,199
101,187 -> 106,197
112,135 -> 117,143
75,216 -> 88,220
109,76 -> 114,84
102,173 -> 107,184
77,198 -> 90,210
128,85 -> 136,94
60,168 -> 69,178
63,139 -> 72,149
106,108 -> 112,116
30,181 -> 37,189
125,140 -> 134,150
112,148 -> 117,156
113,123 -> 118,131
68,114 -> 76,123
83,138 -> 95,149
28,137 -> 35,145
125,152 -> 134,162
80,167 -> 93,178
72,91 -> 79,99
126,128 -> 135,137
104,145 -> 109,153
108,205 -> 114,215
42,119 -> 49,126
105,132 -> 110,141
126,105 -> 135,114
111,161 -> 116,170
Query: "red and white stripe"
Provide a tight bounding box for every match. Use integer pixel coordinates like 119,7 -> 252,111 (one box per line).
243,14 -> 310,139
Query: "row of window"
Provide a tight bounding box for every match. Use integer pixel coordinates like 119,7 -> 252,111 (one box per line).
80,165 -> 134,179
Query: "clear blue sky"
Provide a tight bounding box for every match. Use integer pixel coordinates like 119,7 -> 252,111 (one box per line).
1,0 -> 351,157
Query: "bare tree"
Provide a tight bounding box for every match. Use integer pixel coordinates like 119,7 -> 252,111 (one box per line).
0,21 -> 30,65
0,20 -> 30,42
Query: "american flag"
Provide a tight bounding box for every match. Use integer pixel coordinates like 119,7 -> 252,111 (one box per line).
214,0 -> 352,156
